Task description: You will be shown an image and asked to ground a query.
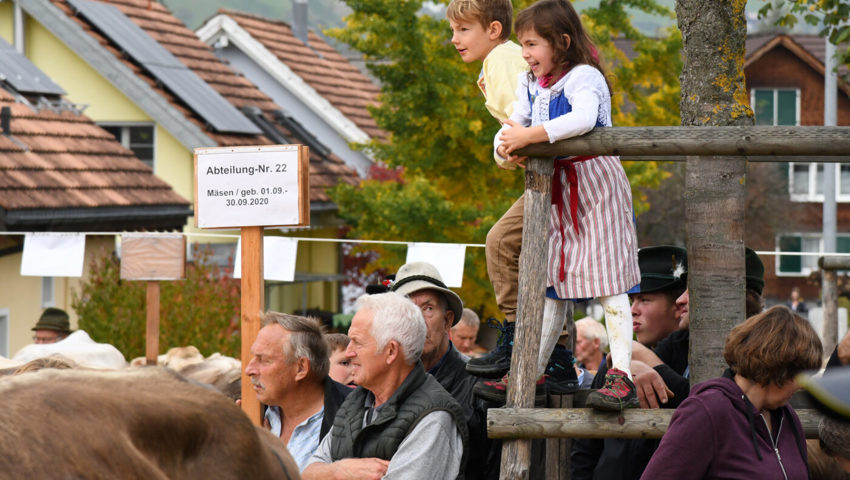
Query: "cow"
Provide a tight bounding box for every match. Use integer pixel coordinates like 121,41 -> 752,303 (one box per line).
0,367 -> 299,479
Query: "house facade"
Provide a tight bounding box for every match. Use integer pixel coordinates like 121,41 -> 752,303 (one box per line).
1,0 -> 363,354
743,34 -> 850,304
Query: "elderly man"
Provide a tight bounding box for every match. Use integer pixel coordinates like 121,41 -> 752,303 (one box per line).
451,308 -> 487,357
245,312 -> 350,471
303,292 -> 468,480
31,307 -> 72,344
575,318 -> 607,376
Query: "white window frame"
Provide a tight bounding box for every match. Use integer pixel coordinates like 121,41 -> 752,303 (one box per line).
41,277 -> 55,308
775,232 -> 850,276
751,87 -> 850,203
98,122 -> 157,171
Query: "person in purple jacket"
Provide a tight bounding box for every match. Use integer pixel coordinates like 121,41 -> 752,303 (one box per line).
641,305 -> 823,480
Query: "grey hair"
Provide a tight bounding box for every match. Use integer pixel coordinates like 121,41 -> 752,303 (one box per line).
354,292 -> 426,365
261,312 -> 329,381
576,318 -> 608,351
457,308 -> 480,329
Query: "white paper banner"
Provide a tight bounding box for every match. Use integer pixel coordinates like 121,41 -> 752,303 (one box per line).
233,237 -> 299,282
405,243 -> 466,288
20,234 -> 86,277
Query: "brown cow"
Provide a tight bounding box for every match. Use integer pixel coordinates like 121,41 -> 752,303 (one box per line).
0,367 -> 299,479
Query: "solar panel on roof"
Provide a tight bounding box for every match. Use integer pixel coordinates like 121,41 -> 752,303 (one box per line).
67,0 -> 261,135
0,36 -> 66,96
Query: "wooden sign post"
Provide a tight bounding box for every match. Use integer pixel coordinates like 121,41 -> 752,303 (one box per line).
195,144 -> 310,425
119,234 -> 186,366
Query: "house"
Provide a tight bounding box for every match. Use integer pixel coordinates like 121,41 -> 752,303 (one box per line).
0,34 -> 191,355
2,0 -> 362,353
743,34 -> 850,305
195,7 -> 383,179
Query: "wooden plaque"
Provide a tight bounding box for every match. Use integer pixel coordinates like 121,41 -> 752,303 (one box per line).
120,234 -> 186,280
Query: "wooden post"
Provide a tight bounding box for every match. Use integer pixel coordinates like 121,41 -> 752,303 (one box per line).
500,157 -> 553,480
240,226 -> 264,426
685,156 -> 747,384
819,257 -> 840,356
145,281 -> 160,366
546,302 -> 575,480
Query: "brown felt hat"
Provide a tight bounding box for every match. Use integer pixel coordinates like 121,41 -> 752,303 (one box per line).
32,307 -> 71,333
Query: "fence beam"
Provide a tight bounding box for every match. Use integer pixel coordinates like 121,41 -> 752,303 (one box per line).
488,407 -> 824,440
515,126 -> 850,158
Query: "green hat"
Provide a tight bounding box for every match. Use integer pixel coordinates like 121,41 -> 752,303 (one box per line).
745,247 -> 765,295
32,307 -> 71,333
637,246 -> 687,293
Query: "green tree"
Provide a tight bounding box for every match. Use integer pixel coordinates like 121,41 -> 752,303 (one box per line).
760,0 -> 850,74
71,245 -> 241,361
327,0 -> 678,318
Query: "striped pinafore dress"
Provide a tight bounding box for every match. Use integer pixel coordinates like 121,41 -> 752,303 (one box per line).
526,72 -> 640,300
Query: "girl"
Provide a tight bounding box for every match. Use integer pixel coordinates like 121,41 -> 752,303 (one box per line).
492,0 -> 640,411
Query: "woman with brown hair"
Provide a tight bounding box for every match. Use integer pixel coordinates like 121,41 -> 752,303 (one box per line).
641,305 -> 823,479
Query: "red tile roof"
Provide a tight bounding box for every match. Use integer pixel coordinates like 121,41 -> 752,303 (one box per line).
220,9 -> 385,141
51,0 -> 359,203
0,87 -> 191,230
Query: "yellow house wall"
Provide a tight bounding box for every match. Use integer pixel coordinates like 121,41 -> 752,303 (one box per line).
0,12 -> 343,351
0,236 -> 114,357
0,3 -> 13,44
266,227 -> 340,315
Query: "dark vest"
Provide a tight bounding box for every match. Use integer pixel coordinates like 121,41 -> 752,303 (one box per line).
330,362 -> 469,479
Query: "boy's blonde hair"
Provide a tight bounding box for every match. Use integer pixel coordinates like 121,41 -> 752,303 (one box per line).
447,0 -> 513,41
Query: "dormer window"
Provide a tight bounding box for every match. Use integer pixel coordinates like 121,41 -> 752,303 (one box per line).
100,124 -> 155,169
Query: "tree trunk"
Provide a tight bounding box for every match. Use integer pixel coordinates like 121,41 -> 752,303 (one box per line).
676,0 -> 752,384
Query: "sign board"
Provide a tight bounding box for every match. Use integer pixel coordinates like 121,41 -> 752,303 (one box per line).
120,234 -> 186,281
194,145 -> 310,229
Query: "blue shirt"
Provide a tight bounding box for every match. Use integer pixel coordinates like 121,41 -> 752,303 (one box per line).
265,405 -> 325,471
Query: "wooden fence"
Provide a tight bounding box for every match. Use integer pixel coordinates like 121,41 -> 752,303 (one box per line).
496,125 -> 850,480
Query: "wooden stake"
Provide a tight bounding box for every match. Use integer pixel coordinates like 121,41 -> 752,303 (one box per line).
145,281 -> 160,366
500,157 -> 553,480
240,226 -> 264,425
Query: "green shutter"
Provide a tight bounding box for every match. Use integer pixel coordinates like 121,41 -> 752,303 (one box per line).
777,90 -> 797,126
754,90 -> 774,125
779,236 -> 802,273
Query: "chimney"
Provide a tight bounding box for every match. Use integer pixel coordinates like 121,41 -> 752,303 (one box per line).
1,107 -> 11,135
292,0 -> 309,46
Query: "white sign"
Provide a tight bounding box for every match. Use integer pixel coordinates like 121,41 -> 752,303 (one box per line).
195,145 -> 308,228
233,237 -> 299,282
20,234 -> 86,277
405,242 -> 466,288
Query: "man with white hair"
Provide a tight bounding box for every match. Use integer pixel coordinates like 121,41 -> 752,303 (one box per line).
575,318 -> 608,377
303,292 -> 468,480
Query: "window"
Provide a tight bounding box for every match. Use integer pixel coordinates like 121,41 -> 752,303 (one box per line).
100,124 -> 155,169
753,88 -> 850,202
776,233 -> 850,276
41,277 -> 55,308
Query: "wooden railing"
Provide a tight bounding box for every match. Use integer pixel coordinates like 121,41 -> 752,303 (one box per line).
497,126 -> 850,480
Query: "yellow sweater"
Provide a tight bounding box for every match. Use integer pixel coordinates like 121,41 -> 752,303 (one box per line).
478,41 -> 527,168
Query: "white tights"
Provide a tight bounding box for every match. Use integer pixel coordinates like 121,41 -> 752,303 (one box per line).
599,293 -> 632,378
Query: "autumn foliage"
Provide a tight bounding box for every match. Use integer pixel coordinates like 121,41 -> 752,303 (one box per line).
71,245 -> 241,360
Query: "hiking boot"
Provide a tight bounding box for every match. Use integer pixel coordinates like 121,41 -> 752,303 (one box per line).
585,368 -> 640,411
465,319 -> 514,378
545,345 -> 579,395
472,374 -> 547,406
